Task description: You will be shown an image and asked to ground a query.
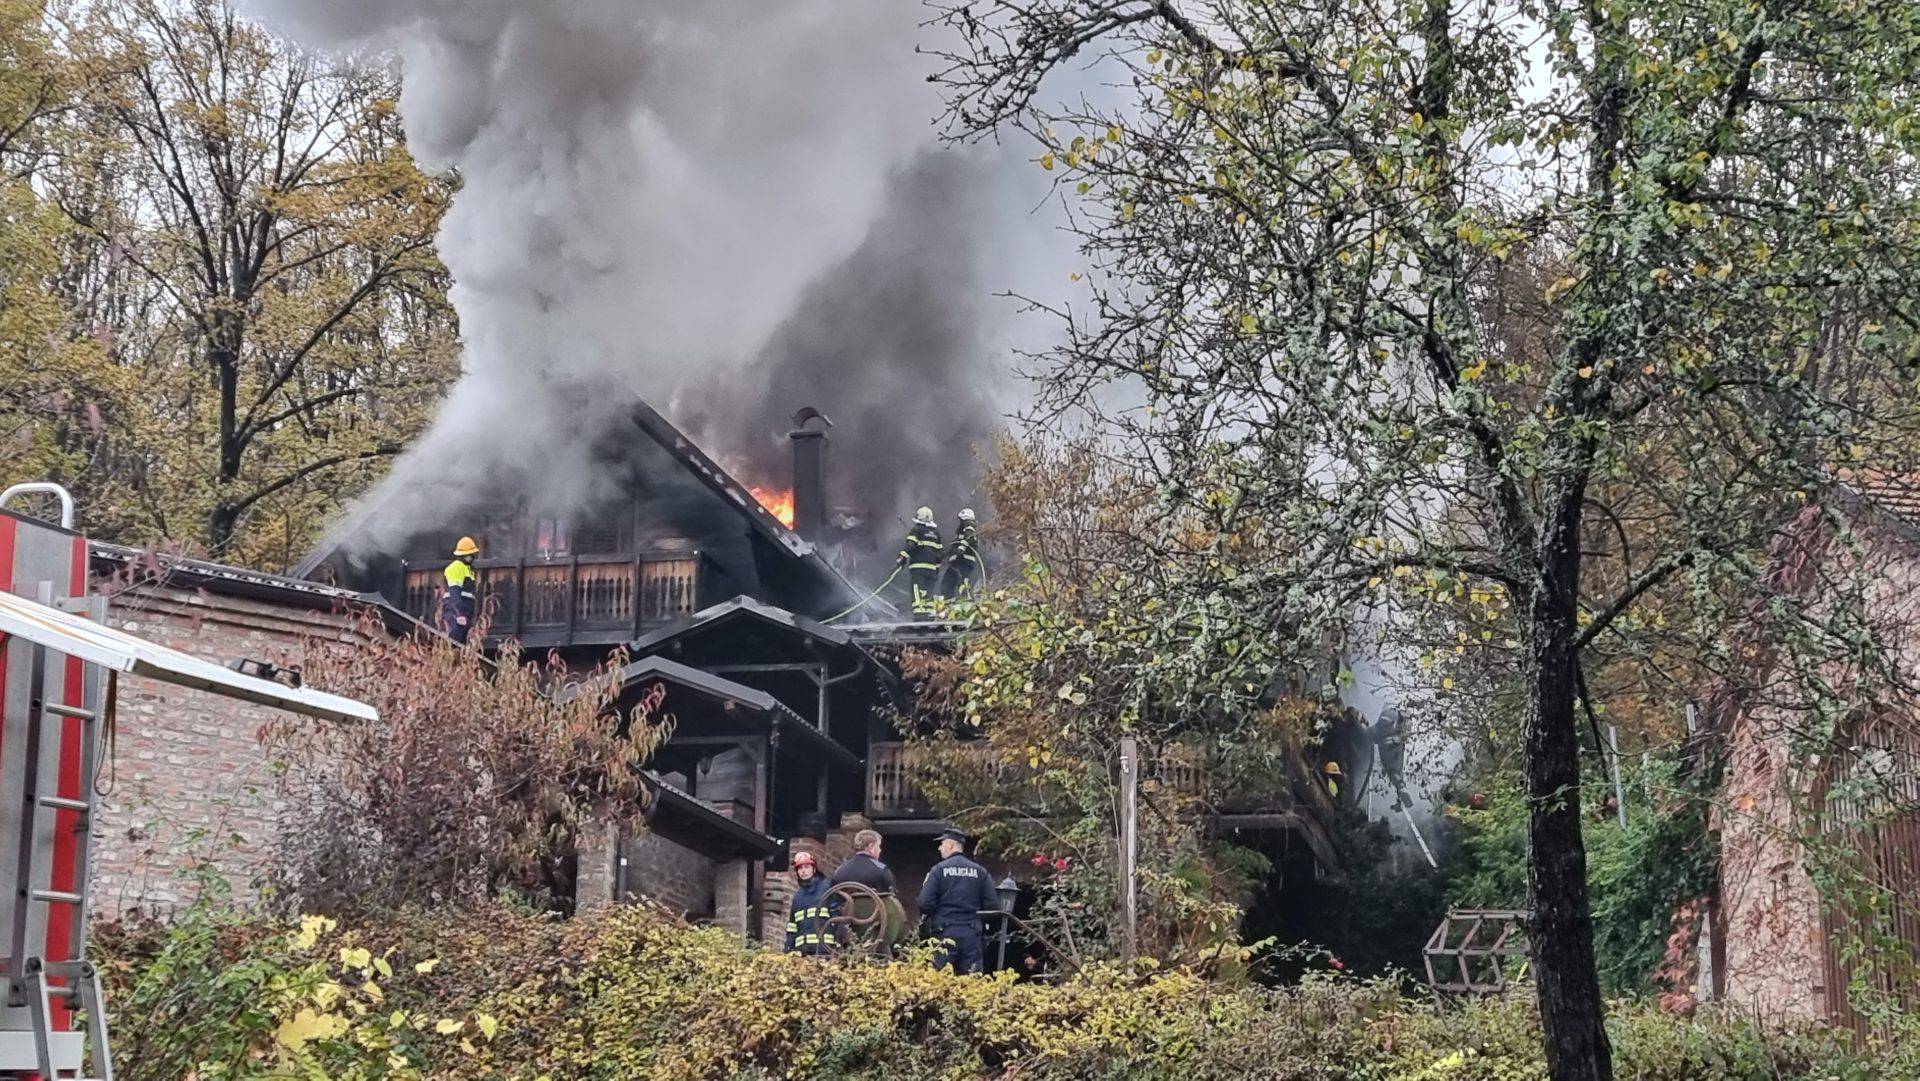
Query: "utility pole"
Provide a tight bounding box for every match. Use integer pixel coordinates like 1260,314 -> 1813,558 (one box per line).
1117,735 -> 1139,963
1606,724 -> 1629,828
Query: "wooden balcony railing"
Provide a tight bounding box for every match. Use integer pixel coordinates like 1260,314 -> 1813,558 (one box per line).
400,551 -> 716,642
866,741 -> 1287,819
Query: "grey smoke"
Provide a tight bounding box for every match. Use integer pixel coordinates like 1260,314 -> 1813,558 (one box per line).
677,149 -> 1007,561
243,0 -> 1069,564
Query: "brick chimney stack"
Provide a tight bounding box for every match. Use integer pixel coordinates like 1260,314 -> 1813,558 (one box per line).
788,407 -> 831,540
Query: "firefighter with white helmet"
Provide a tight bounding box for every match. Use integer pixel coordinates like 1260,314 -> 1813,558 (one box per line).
941,507 -> 982,598
442,535 -> 481,644
897,506 -> 943,615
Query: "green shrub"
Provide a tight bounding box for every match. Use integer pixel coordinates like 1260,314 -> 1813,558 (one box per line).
101,902 -> 1907,1080
1443,756 -> 1714,996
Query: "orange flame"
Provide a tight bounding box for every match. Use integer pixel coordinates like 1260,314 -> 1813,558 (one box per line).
750,486 -> 795,528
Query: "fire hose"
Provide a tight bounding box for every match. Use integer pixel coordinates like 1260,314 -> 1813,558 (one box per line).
824,565 -> 902,623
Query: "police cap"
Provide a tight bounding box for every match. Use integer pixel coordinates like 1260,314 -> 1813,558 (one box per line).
935,828 -> 967,845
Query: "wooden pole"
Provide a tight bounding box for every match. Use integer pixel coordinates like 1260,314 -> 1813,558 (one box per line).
1117,736 -> 1139,963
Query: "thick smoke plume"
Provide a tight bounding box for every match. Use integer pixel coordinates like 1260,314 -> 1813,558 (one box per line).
247,0 -> 1068,563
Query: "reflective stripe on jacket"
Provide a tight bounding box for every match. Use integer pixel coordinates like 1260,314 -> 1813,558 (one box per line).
784,877 -> 835,952
899,522 -> 943,570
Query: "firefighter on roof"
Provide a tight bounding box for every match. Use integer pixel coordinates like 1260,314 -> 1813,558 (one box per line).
784,851 -> 834,955
941,508 -> 981,598
442,536 -> 480,644
898,506 -> 944,615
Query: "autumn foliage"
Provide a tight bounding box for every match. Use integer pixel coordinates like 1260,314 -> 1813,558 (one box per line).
263,610 -> 665,915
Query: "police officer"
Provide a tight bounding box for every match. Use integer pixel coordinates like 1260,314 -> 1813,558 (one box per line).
916,828 -> 998,973
897,507 -> 943,615
441,536 -> 481,644
940,508 -> 981,598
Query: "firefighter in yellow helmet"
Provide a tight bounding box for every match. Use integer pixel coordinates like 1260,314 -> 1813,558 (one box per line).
1320,760 -> 1343,803
442,536 -> 481,644
897,506 -> 943,616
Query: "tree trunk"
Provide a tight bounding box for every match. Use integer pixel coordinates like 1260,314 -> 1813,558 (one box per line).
209,313 -> 243,557
1526,509 -> 1613,1081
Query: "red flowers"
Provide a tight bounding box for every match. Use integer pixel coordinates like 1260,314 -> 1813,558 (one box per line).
1030,854 -> 1049,867
1329,957 -> 1346,971
1031,854 -> 1073,872
1053,857 -> 1071,871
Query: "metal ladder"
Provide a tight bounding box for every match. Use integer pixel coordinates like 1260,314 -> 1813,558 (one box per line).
5,587 -> 115,1081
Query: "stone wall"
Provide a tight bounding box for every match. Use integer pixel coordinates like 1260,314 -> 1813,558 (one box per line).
88,582 -> 371,917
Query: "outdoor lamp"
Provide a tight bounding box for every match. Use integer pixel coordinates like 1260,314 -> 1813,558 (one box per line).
995,875 -> 1019,911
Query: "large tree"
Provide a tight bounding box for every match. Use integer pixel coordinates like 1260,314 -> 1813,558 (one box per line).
43,0 -> 456,562
931,1 -> 1920,1076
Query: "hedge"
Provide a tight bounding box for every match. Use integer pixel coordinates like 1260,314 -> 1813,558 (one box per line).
97,903 -> 1915,1080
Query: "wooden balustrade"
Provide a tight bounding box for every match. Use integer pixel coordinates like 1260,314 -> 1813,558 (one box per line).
399,552 -> 709,642
866,741 -> 1273,819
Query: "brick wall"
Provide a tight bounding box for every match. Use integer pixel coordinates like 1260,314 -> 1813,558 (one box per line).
1714,503 -> 1920,1023
88,581 -> 371,917
621,830 -> 719,918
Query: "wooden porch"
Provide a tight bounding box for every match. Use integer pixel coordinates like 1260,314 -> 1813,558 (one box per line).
399,551 -> 728,648
865,740 -> 1289,819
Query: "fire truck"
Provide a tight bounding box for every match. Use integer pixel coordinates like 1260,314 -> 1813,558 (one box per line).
0,484 -> 377,1079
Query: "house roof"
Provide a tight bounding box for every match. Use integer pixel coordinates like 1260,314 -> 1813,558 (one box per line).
642,770 -> 780,859
91,543 -> 424,634
628,595 -> 900,705
606,654 -> 863,772
291,399 -> 865,613
630,595 -> 856,657
0,583 -> 376,724
1841,470 -> 1920,532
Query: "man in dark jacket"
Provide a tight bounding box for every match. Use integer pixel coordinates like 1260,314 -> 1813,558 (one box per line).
829,829 -> 895,895
916,828 -> 998,973
783,851 -> 833,955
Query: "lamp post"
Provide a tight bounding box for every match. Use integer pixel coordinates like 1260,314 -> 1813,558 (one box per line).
994,875 -> 1019,972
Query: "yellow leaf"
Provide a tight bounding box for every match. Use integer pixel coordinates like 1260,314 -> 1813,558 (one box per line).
275,1008 -> 347,1052
477,1013 -> 499,1040
414,958 -> 441,974
1577,366 -> 1594,378
435,1018 -> 464,1035
1040,152 -> 1055,171
340,946 -> 372,970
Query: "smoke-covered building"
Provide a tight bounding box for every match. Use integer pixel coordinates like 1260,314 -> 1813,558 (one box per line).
295,398 -> 992,941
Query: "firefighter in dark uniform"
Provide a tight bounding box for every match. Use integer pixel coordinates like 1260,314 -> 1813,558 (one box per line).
916,828 -> 998,973
898,506 -> 944,615
441,535 -> 480,644
940,508 -> 981,598
783,851 -> 834,955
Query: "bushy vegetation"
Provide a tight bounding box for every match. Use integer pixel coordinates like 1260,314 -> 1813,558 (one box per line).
1443,756 -> 1715,997
99,898 -> 1915,1080
263,616 -> 666,916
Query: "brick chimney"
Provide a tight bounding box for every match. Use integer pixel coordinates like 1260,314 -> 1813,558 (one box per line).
788,407 -> 831,541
